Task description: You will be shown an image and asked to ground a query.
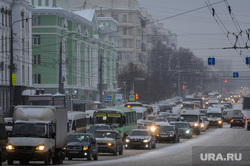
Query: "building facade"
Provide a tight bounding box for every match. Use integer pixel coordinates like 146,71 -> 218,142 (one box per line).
30,0 -> 119,110
0,0 -> 33,116
69,0 -> 148,74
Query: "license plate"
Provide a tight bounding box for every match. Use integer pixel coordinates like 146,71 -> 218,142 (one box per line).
69,151 -> 79,154
235,121 -> 240,123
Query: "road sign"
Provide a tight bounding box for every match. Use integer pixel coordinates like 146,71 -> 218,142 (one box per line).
208,58 -> 215,65
233,72 -> 239,78
115,94 -> 122,100
246,57 -> 250,65
108,95 -> 113,101
129,95 -> 135,101
105,97 -> 109,103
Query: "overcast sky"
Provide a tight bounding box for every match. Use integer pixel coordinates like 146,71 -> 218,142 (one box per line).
138,0 -> 250,73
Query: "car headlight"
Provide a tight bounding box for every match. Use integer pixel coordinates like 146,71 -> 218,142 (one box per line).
107,143 -> 113,146
125,139 -> 130,143
62,147 -> 67,150
36,145 -> 45,151
169,134 -> 173,137
83,146 -> 88,150
6,144 -> 15,151
143,139 -> 149,143
150,126 -> 156,132
185,130 -> 190,134
194,123 -> 199,127
201,124 -> 204,127
218,120 -> 222,124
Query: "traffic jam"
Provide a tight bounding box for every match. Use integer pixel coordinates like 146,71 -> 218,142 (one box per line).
1,91 -> 248,165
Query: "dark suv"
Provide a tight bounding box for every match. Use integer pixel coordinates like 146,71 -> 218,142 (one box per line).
94,130 -> 123,156
65,133 -> 98,161
156,125 -> 180,143
230,115 -> 246,128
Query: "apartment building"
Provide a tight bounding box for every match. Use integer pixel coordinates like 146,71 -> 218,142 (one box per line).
0,0 -> 33,116
69,0 -> 148,74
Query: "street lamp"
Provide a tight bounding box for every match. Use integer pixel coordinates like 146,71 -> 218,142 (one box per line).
10,17 -> 32,115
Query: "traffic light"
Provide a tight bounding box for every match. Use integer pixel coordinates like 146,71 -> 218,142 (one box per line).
224,80 -> 228,83
135,94 -> 139,100
183,85 -> 185,90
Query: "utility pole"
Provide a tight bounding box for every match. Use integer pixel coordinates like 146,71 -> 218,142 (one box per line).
178,59 -> 181,96
58,39 -> 64,94
99,51 -> 103,108
9,24 -> 14,116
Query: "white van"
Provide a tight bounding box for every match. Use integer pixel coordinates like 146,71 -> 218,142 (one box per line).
180,109 -> 202,135
207,107 -> 223,128
132,106 -> 148,123
67,111 -> 87,133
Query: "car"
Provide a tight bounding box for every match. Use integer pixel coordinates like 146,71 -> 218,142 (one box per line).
166,116 -> 179,124
65,133 -> 98,161
155,125 -> 180,143
230,115 -> 246,128
141,120 -> 157,134
247,119 -> 250,130
94,130 -> 123,156
174,122 -> 193,139
125,129 -> 156,149
154,117 -> 169,127
87,124 -> 113,134
4,118 -> 13,135
201,116 -> 210,130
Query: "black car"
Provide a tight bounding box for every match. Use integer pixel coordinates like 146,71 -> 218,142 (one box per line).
87,124 -> 112,134
156,125 -> 180,143
125,129 -> 156,149
65,133 -> 98,161
174,122 -> 193,139
230,115 -> 246,128
247,119 -> 250,130
0,149 -> 2,166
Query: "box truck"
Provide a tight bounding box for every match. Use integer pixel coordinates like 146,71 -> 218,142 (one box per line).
6,106 -> 67,165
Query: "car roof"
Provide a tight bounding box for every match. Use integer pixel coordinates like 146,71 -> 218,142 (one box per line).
131,129 -> 149,132
95,129 -> 119,133
68,133 -> 92,136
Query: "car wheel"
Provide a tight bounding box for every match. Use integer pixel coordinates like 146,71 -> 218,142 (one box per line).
119,146 -> 123,155
44,152 -> 51,165
153,141 -> 156,148
7,159 -> 13,165
93,153 -> 98,160
230,125 -> 232,128
68,157 -> 72,160
177,136 -> 180,142
87,151 -> 93,161
196,130 -> 200,135
147,142 -> 152,150
113,147 -> 117,156
173,136 -> 177,143
247,126 -> 250,130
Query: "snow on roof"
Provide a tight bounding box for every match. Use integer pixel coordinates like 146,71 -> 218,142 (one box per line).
73,9 -> 95,22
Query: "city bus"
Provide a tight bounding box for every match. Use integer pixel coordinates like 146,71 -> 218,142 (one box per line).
93,107 -> 137,139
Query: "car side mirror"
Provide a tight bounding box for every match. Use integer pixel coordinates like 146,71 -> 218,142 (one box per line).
116,136 -> 121,140
199,119 -> 202,123
51,133 -> 56,139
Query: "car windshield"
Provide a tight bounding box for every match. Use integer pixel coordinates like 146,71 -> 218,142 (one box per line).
130,130 -> 149,136
232,116 -> 244,119
155,118 -> 166,122
158,126 -> 175,131
167,117 -> 177,121
175,123 -> 189,128
207,113 -> 222,118
88,126 -> 110,133
180,115 -> 198,122
67,135 -> 90,143
12,123 -> 47,138
94,132 -> 116,139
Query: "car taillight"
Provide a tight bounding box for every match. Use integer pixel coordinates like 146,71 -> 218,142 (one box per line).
248,120 -> 250,123
243,117 -> 246,120
230,119 -> 234,123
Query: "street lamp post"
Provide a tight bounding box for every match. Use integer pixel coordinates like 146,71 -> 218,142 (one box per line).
9,18 -> 31,115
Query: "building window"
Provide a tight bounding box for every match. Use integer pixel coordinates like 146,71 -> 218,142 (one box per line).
123,40 -> 127,48
113,15 -> 118,21
33,54 -> 41,65
33,35 -> 40,45
123,15 -> 127,22
34,74 -> 41,84
123,28 -> 127,35
32,16 -> 40,26
136,40 -> 141,49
